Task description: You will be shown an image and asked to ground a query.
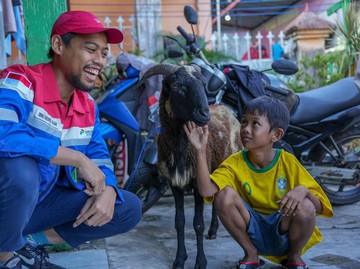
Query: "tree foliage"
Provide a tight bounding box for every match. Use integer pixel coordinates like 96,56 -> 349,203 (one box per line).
287,51 -> 349,92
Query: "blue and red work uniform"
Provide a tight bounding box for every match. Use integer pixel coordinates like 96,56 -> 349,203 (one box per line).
0,63 -> 141,251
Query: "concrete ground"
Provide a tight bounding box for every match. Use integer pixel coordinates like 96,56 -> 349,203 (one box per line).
50,193 -> 360,269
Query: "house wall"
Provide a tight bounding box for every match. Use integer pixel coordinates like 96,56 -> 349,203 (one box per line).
69,0 -> 213,58
5,1 -> 213,66
69,0 -> 212,58
69,0 -> 135,58
252,0 -> 339,52
161,0 -> 212,47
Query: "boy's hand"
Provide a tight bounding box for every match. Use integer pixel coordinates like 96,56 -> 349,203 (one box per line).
277,186 -> 308,216
183,121 -> 208,151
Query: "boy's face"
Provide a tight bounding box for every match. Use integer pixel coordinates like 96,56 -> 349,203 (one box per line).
240,111 -> 277,150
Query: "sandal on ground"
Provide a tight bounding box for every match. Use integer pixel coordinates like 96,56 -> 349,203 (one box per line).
236,259 -> 265,269
283,262 -> 309,269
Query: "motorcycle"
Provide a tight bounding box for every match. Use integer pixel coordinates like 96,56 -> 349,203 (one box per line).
168,5 -> 360,205
97,53 -> 169,213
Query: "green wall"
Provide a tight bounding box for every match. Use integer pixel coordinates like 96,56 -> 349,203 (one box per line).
22,0 -> 67,65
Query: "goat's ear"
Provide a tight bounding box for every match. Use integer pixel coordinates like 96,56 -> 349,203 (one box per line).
191,67 -> 206,84
162,76 -> 173,92
192,64 -> 201,74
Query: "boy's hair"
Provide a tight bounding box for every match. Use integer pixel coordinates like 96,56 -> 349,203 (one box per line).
244,95 -> 290,132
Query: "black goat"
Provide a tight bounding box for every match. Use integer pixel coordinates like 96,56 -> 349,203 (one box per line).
139,64 -> 242,269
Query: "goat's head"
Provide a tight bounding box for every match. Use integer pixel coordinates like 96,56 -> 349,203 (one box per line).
138,64 -> 210,126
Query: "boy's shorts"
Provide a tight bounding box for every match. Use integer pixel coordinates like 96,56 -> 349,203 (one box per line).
244,200 -> 289,256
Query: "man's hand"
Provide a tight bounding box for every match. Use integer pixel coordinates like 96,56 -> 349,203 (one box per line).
183,121 -> 208,151
73,186 -> 117,228
50,147 -> 106,196
77,156 -> 106,196
277,185 -> 308,216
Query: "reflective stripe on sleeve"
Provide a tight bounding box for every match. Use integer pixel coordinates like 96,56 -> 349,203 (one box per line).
0,107 -> 19,122
92,158 -> 114,171
27,105 -> 63,138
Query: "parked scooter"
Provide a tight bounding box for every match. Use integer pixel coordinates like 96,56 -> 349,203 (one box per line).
97,54 -> 169,213
162,5 -> 360,205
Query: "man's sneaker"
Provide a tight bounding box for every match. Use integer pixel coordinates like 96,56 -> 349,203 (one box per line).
0,254 -> 22,269
16,243 -> 65,269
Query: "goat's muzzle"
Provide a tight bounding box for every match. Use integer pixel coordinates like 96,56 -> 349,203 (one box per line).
191,108 -> 210,126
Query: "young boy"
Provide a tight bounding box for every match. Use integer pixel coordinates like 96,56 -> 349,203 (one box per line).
184,96 -> 333,269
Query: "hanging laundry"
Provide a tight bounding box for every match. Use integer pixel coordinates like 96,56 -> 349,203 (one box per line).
10,3 -> 26,55
2,0 -> 17,35
3,0 -> 26,57
0,1 -> 7,69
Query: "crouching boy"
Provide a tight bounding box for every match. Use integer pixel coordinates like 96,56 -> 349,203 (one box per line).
184,96 -> 333,269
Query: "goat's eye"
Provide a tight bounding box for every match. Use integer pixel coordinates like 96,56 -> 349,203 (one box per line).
178,87 -> 187,96
172,84 -> 186,96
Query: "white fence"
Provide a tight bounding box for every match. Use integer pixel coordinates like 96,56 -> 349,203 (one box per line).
211,30 -> 294,69
103,15 -> 294,70
103,15 -> 137,57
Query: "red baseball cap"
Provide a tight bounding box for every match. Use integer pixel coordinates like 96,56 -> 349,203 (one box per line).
51,10 -> 123,44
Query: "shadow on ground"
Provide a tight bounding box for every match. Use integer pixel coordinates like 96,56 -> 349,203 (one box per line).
311,254 -> 360,269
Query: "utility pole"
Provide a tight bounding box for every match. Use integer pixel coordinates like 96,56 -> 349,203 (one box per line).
216,0 -> 221,51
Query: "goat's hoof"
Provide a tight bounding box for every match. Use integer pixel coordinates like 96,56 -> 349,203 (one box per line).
172,258 -> 186,269
194,260 -> 207,269
206,233 -> 217,240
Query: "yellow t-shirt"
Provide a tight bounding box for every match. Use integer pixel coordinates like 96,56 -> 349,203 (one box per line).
207,149 -> 333,263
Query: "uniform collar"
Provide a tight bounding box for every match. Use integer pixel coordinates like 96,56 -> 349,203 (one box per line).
43,62 -> 89,114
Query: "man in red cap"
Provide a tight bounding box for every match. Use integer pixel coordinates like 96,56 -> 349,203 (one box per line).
0,10 -> 141,269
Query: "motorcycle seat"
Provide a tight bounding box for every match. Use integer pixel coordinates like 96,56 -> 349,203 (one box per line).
291,77 -> 360,124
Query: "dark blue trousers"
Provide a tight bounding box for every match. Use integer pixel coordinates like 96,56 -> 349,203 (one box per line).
0,157 -> 142,252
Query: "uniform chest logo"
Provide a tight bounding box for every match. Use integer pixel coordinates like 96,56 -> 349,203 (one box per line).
277,178 -> 287,191
80,128 -> 93,137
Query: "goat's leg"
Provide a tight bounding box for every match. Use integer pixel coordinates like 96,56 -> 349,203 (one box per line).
206,205 -> 218,240
193,188 -> 207,269
171,185 -> 187,269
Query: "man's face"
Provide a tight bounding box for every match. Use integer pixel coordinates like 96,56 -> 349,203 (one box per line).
60,32 -> 108,92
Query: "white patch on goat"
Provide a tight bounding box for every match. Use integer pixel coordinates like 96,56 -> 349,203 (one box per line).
211,105 -> 241,152
183,65 -> 197,79
173,168 -> 192,188
228,112 -> 241,151
158,160 -> 192,188
217,130 -> 224,140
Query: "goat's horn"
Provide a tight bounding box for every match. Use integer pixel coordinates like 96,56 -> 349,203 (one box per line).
136,63 -> 180,88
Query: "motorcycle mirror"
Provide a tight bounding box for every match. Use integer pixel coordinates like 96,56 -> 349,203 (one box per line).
184,6 -> 198,25
271,59 -> 299,75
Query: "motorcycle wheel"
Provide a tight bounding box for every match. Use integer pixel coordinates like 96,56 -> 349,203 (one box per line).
124,162 -> 168,213
308,127 -> 360,205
